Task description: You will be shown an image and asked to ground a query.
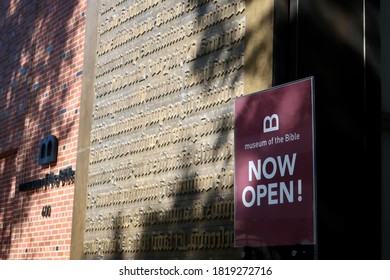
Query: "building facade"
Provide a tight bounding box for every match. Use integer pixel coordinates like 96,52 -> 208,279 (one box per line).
0,0 -> 87,259
1,0 -> 387,260
71,0 -> 383,260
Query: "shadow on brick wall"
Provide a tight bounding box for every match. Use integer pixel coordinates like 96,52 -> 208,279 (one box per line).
0,0 -> 83,259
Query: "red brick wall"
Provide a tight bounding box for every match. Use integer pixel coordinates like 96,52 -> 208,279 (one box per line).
0,0 -> 87,259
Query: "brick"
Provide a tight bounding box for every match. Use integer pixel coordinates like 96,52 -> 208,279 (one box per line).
0,0 -> 87,260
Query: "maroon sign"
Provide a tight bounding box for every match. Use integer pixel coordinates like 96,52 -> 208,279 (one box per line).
234,77 -> 316,247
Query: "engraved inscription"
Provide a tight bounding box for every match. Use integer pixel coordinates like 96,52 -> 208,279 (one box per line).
85,0 -> 245,259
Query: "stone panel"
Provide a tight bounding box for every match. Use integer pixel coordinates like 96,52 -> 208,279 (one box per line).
83,0 -> 245,260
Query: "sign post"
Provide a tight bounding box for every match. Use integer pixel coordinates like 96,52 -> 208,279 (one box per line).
234,77 -> 316,248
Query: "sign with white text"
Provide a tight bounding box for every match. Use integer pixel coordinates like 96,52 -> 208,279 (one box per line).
234,77 -> 316,247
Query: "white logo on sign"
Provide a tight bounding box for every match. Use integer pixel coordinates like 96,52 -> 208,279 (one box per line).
263,114 -> 279,133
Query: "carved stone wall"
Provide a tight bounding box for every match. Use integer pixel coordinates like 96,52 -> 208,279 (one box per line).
82,0 -> 245,259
